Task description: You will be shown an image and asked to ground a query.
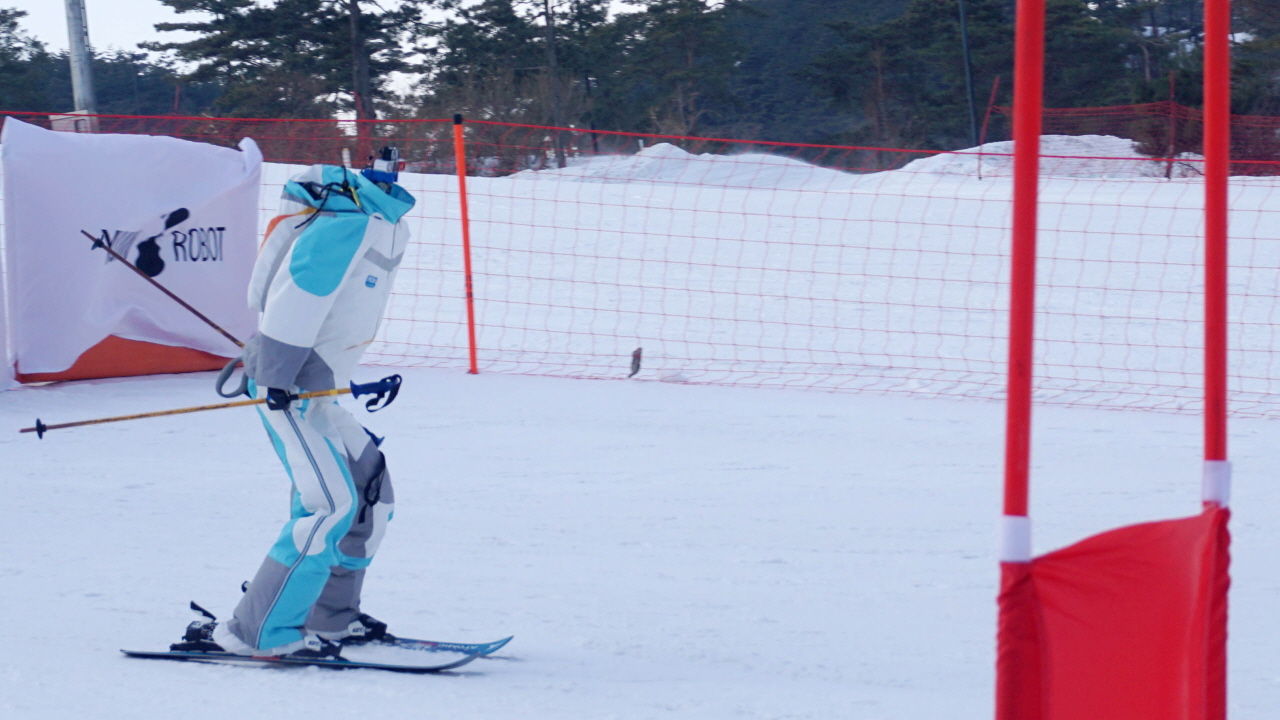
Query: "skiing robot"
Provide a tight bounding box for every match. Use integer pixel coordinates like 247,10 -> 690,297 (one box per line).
179,149 -> 414,658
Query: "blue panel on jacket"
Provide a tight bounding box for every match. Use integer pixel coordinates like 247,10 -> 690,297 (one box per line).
289,214 -> 369,296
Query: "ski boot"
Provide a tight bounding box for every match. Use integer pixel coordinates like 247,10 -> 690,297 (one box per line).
322,613 -> 392,646
287,634 -> 344,659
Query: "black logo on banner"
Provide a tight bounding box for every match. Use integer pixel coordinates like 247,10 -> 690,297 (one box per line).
88,207 -> 226,279
134,208 -> 186,277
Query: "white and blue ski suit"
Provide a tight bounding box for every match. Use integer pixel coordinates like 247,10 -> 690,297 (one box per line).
221,165 -> 414,654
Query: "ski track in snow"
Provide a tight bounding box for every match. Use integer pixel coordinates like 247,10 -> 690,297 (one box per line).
2,367 -> 1279,719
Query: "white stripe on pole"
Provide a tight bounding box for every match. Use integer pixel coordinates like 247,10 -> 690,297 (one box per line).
1202,459 -> 1232,507
1000,515 -> 1032,563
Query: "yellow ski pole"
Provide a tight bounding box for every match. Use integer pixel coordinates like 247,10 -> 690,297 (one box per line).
21,388 -> 347,439
20,375 -> 401,439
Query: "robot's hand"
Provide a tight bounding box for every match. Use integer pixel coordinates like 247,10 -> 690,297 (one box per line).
265,387 -> 295,411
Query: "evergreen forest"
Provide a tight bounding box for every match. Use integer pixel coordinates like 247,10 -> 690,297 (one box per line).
2,0 -> 1279,152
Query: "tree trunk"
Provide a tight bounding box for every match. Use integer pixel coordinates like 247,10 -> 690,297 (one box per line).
543,0 -> 568,168
348,0 -> 376,163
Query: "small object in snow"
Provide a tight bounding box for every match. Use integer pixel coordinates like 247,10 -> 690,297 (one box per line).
629,348 -> 643,378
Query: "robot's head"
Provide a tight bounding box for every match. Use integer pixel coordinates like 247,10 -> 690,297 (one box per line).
362,146 -> 401,186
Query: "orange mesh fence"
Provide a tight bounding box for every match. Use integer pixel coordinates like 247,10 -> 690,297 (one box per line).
0,111 -> 459,170
4,111 -> 1280,418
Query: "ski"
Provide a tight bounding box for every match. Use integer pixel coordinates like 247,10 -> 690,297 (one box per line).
173,602 -> 511,658
376,634 -> 513,656
120,647 -> 480,674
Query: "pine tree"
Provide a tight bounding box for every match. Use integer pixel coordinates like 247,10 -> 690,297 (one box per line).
1235,0 -> 1280,115
1,8 -> 220,115
0,8 -> 56,112
809,0 -> 1012,151
146,0 -> 427,118
590,0 -> 748,136
416,0 -> 544,118
808,0 -> 1185,151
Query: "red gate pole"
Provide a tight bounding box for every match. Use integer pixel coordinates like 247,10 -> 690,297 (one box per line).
1002,0 -> 1045,549
452,114 -> 480,375
1201,12 -> 1232,720
996,1 -> 1046,719
1202,0 -> 1230,489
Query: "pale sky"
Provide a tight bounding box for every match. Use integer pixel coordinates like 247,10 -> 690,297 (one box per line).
6,1 -> 632,56
6,0 -> 200,54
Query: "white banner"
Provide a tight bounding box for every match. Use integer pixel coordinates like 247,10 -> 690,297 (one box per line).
1,119 -> 261,375
0,213 -> 10,389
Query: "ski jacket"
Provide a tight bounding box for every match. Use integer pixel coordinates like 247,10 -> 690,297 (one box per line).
242,165 -> 415,391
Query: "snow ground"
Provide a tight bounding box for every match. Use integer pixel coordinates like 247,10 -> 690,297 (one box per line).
2,367 -> 1278,719
3,131 -> 1277,717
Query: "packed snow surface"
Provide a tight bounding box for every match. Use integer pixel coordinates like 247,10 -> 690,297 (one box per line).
3,133 -> 1278,718
2,369 -> 1279,719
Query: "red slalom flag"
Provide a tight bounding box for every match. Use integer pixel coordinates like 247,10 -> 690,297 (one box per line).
997,505 -> 1229,720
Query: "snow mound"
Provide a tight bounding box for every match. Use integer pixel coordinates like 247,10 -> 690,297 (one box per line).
514,135 -> 1204,186
516,142 -> 855,189
899,134 -> 1203,179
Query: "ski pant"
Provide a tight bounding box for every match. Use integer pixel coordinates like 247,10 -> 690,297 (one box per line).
225,388 -> 394,652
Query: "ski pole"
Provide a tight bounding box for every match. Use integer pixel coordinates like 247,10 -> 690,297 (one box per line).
20,375 -> 402,439
81,229 -> 244,349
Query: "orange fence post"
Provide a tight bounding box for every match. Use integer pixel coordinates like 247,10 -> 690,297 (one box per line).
452,113 -> 480,375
